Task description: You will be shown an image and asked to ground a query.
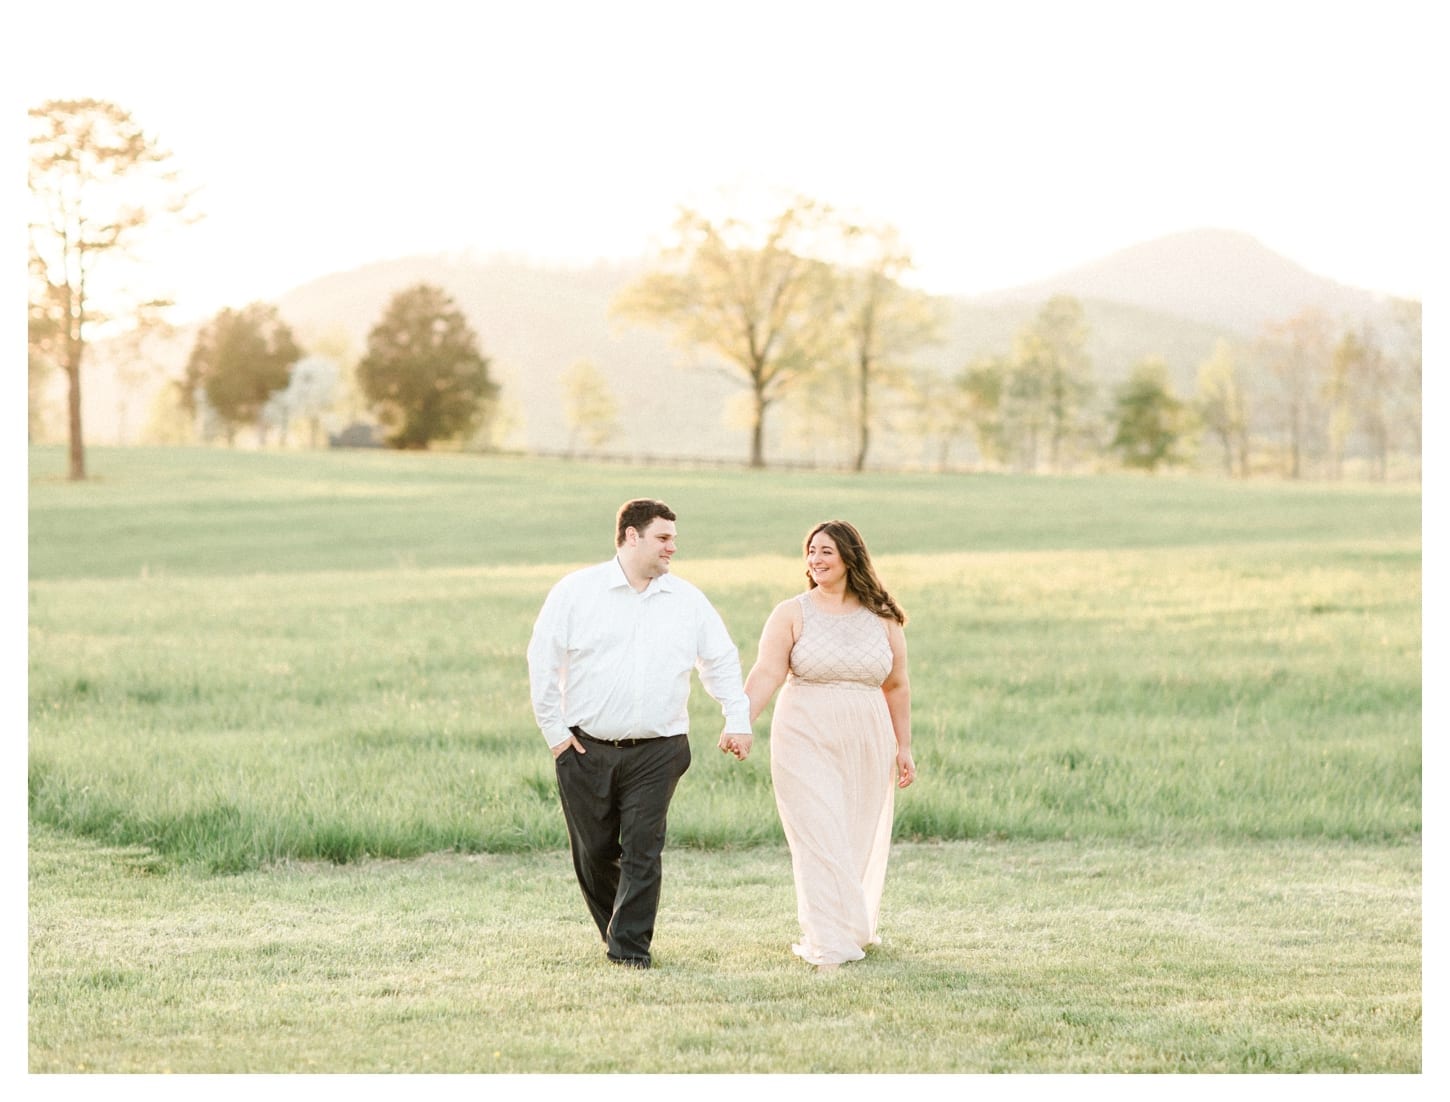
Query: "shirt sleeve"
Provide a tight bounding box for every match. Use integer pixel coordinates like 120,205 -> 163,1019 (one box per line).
526,582 -> 575,749
694,597 -> 752,733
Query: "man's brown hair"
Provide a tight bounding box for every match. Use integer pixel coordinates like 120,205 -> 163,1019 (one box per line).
615,499 -> 676,546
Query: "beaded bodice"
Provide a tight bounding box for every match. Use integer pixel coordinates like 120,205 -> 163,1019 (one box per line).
786,593 -> 892,689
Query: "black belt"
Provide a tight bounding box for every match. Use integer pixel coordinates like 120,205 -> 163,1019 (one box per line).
571,726 -> 681,748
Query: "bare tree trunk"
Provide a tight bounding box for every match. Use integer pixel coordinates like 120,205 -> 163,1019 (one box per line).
749,388 -> 767,468
853,354 -> 870,472
1287,403 -> 1302,479
64,285 -> 87,479
1215,429 -> 1233,476
1372,424 -> 1389,481
65,362 -> 85,480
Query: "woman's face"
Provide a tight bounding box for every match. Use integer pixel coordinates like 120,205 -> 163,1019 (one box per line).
806,532 -> 846,589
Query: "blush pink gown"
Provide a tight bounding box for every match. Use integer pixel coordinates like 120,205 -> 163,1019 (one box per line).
769,593 -> 897,965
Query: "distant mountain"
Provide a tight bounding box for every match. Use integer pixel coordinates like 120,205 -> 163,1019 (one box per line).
66,229 -> 1402,466
972,228 -> 1391,335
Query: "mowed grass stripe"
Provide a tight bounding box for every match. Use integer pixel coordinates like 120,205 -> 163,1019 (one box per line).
28,444 -> 1420,579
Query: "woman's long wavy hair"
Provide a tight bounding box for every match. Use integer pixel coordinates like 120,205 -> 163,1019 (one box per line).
803,520 -> 907,625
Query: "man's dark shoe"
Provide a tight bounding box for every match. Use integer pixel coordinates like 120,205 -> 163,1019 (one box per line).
609,956 -> 650,969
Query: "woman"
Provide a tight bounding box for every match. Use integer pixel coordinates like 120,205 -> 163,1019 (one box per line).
721,520 -> 915,971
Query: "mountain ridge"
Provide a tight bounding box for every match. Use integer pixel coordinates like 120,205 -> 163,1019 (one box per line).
968,227 -> 1390,334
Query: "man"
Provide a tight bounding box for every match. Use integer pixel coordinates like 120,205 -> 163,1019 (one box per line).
527,498 -> 751,969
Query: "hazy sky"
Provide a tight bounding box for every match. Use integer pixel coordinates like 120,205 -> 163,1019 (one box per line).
17,0 -> 1440,324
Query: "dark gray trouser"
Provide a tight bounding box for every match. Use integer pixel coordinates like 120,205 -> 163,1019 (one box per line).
554,733 -> 692,964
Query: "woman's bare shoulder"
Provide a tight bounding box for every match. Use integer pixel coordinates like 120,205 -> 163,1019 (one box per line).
767,594 -> 805,629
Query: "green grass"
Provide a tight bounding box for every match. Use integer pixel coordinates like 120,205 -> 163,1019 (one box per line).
29,448 -> 1420,868
26,444 -> 1421,1072
28,826 -> 1419,1073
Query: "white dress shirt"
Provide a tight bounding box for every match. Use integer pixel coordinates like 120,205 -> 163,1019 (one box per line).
527,558 -> 751,749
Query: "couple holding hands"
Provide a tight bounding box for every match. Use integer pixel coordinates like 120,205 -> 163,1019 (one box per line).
527,498 -> 914,972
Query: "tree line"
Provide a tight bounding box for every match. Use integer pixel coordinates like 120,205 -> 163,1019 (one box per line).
891,293 -> 1421,480
178,288 -> 498,451
610,198 -> 1421,479
29,99 -> 1421,480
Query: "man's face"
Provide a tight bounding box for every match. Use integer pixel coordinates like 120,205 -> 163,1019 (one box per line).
624,517 -> 677,579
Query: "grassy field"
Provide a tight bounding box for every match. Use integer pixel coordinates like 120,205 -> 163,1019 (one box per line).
28,827 -> 1419,1074
26,444 -> 1422,1073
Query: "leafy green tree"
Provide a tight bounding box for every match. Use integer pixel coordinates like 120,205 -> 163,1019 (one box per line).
28,98 -> 194,479
183,303 -> 302,445
1195,338 -> 1251,477
562,360 -> 619,452
357,283 -> 498,449
613,199 -> 836,468
1109,359 -> 1188,472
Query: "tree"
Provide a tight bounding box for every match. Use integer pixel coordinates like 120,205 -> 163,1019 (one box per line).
184,304 -> 302,445
143,379 -> 196,445
28,256 -> 64,441
1031,295 -> 1095,471
1000,334 -> 1052,472
1388,298 -> 1422,464
1110,359 -> 1188,472
561,360 -> 619,452
828,221 -> 944,470
613,199 -> 836,468
1259,308 -> 1332,478
896,367 -> 974,471
1194,338 -> 1251,477
957,356 -> 1010,469
106,299 -> 177,445
1329,323 -> 1393,481
781,357 -> 857,467
307,326 -> 367,426
28,99 -> 194,479
356,283 -> 498,449
28,350 -> 55,443
999,296 -> 1094,472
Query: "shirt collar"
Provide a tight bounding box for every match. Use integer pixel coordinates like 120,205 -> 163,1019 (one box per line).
607,556 -> 677,596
